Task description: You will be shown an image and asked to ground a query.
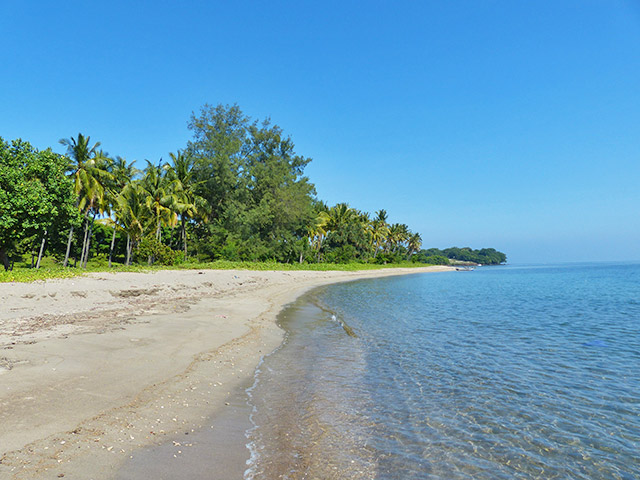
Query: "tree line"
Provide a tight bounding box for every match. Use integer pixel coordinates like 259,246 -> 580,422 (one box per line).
1,104 -> 422,269
1,103 -> 505,270
415,247 -> 507,265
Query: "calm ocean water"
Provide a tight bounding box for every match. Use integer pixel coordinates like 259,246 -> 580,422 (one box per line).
245,263 -> 640,479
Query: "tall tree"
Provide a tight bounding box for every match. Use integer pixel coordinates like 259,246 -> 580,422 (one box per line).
0,138 -> 77,269
188,104 -> 315,262
106,156 -> 137,266
371,209 -> 390,258
407,232 -> 422,259
116,182 -> 147,265
77,151 -> 114,268
59,133 -> 109,267
168,150 -> 206,257
188,104 -> 248,223
139,160 -> 180,263
307,209 -> 330,262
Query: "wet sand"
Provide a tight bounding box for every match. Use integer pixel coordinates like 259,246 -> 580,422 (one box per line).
0,266 -> 452,479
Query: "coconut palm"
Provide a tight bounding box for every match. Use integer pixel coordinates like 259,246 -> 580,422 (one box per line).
387,223 -> 409,253
59,134 -> 112,267
138,160 -> 186,264
307,210 -> 330,262
77,151 -> 114,268
326,203 -> 356,233
140,160 -> 180,242
370,209 -> 389,258
116,182 -> 147,265
407,232 -> 422,259
371,220 -> 389,258
106,157 -> 137,266
168,151 -> 207,257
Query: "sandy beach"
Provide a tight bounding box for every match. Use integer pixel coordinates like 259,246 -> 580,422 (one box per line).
0,266 -> 452,479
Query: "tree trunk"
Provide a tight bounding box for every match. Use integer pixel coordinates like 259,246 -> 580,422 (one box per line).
79,216 -> 90,267
149,220 -> 161,265
63,225 -> 74,267
0,248 -> 10,271
82,214 -> 96,269
125,234 -> 131,266
182,217 -> 187,257
36,230 -> 47,269
82,228 -> 91,269
108,225 -> 117,268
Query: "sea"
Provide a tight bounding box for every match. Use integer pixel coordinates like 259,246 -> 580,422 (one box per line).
245,262 -> 640,479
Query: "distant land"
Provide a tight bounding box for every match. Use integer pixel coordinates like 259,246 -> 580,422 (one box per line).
415,247 -> 507,266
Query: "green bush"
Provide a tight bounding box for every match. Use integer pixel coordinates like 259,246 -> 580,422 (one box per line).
421,255 -> 450,265
136,236 -> 179,266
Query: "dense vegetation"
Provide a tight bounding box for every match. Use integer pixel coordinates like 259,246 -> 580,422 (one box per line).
415,247 -> 507,265
0,103 -> 505,272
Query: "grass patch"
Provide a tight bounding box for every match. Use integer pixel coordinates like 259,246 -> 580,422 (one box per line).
0,258 -> 435,283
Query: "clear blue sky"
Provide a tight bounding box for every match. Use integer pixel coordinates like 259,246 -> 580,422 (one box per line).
1,1 -> 639,263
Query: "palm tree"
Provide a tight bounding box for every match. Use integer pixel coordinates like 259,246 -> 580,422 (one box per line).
375,209 -> 388,224
106,157 -> 137,266
116,182 -> 147,265
60,134 -> 110,267
306,210 -> 330,262
370,209 -> 389,258
326,203 -> 356,233
168,151 -> 207,257
407,232 -> 422,259
387,223 -> 409,253
370,220 -> 389,258
78,151 -> 114,268
140,160 -> 181,263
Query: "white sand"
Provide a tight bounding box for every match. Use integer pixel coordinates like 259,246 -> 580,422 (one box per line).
0,266 -> 452,479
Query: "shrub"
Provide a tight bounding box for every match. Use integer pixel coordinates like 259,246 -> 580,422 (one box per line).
136,236 -> 178,266
421,255 -> 450,265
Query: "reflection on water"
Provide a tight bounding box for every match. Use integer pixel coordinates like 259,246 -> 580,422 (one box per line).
246,263 -> 640,480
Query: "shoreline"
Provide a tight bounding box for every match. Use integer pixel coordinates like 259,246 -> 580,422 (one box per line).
0,266 -> 453,479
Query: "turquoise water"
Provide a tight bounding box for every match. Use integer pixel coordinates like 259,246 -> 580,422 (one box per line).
246,263 -> 640,479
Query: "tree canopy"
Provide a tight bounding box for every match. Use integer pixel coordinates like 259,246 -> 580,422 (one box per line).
0,138 -> 79,268
415,247 -> 507,265
0,104 -> 506,269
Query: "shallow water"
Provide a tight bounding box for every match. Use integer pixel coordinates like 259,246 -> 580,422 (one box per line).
246,263 -> 640,479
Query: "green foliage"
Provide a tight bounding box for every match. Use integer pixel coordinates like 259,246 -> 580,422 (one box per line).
1,107 -> 506,275
0,266 -> 81,283
416,247 -> 506,265
136,236 -> 179,266
0,138 -> 79,263
0,258 -> 439,283
188,104 -> 316,263
414,254 -> 450,265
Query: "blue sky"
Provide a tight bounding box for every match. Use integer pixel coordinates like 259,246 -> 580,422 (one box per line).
1,1 -> 639,263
